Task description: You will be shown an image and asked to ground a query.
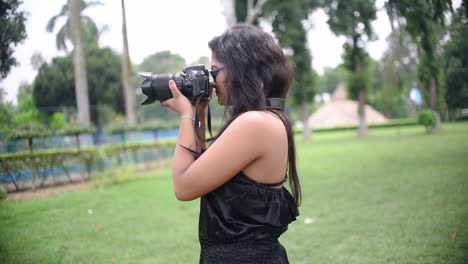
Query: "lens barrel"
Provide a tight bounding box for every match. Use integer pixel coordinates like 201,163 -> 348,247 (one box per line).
140,73 -> 185,105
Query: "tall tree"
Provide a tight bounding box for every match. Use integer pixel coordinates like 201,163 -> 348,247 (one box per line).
120,0 -> 136,125
0,0 -> 27,79
232,0 -> 318,141
380,28 -> 418,118
323,0 -> 377,136
70,0 -> 90,125
386,0 -> 452,128
46,0 -> 103,52
221,0 -> 269,28
444,1 -> 468,119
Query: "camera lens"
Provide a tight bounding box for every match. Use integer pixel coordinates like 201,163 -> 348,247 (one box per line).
140,73 -> 185,104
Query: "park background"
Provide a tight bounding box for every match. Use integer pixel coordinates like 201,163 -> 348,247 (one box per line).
1,0 -> 467,263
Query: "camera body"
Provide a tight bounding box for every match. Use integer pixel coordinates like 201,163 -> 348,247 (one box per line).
139,64 -> 210,105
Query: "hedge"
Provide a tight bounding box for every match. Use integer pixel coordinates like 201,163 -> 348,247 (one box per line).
0,140 -> 176,191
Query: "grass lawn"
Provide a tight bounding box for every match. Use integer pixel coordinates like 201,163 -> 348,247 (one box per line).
1,123 -> 467,264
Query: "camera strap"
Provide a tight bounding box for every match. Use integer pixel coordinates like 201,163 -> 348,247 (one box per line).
193,96 -> 213,143
266,98 -> 286,111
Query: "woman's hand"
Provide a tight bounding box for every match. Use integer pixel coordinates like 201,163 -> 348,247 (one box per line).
191,82 -> 213,111
160,80 -> 194,116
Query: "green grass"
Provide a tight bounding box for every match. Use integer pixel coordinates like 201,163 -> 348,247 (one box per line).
1,123 -> 467,264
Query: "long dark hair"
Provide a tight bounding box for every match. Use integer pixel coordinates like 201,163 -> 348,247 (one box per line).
208,24 -> 301,206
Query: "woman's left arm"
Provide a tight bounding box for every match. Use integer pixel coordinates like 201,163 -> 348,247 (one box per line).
162,80 -> 266,201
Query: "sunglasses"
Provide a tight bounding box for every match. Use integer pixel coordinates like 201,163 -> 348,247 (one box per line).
210,67 -> 225,81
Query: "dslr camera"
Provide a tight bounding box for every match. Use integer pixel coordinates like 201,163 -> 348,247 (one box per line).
139,64 -> 210,105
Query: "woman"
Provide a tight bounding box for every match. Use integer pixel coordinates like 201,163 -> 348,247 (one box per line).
161,24 -> 300,263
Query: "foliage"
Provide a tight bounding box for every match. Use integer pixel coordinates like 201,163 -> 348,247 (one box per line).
0,185 -> 6,200
46,0 -> 103,52
324,0 -> 377,98
444,2 -> 468,112
11,82 -> 44,127
59,122 -> 96,136
322,0 -> 377,135
262,0 -> 318,106
0,87 -> 14,136
137,50 -> 186,74
137,119 -> 179,132
135,51 -> 187,122
49,112 -> 66,131
92,163 -> 135,187
315,65 -> 349,94
33,47 -> 124,125
8,122 -> 50,141
0,0 -> 27,79
0,140 -> 175,190
104,115 -> 138,135
417,109 -> 436,133
386,0 -> 452,111
380,28 -> 419,118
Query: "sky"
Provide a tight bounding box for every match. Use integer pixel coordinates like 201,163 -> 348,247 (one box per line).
1,0 -> 458,104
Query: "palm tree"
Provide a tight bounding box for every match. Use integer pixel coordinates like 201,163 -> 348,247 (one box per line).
46,0 -> 103,52
70,0 -> 91,125
121,0 -> 136,125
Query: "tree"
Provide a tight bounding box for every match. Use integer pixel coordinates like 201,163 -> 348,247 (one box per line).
12,82 -> 42,126
120,0 -> 136,125
0,87 -> 14,136
380,27 -> 419,117
70,0 -> 91,125
386,0 -> 452,128
33,47 -> 124,125
221,0 -> 269,28
0,0 -> 27,79
46,0 -> 104,126
316,65 -> 349,94
46,0 -> 103,52
444,1 -> 468,119
239,0 -> 318,142
135,51 -> 186,122
323,0 -> 377,136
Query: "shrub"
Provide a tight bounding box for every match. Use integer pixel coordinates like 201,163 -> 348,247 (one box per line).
0,185 -> 7,200
418,110 -> 436,133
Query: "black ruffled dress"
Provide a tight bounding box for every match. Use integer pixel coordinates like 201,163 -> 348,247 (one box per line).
198,171 -> 299,264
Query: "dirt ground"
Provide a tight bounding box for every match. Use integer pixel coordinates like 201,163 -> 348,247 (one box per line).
6,181 -> 90,201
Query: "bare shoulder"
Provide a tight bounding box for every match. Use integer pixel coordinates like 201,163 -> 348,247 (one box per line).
230,111 -> 283,130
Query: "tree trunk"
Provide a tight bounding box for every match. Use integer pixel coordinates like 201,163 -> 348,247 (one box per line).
70,0 -> 91,125
28,138 -> 35,190
358,89 -> 368,136
383,84 -> 391,118
355,57 -> 368,137
121,0 -> 136,125
221,0 -> 237,28
245,0 -> 269,24
429,77 -> 442,130
301,99 -> 311,142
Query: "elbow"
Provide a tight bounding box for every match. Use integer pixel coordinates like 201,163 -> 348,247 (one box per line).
174,188 -> 196,201
173,171 -> 198,201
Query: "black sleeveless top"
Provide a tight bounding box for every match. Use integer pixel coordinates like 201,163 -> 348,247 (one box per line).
198,171 -> 299,263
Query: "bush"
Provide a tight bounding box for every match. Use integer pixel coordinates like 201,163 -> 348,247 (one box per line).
418,110 -> 436,133
92,164 -> 136,187
0,185 -> 7,200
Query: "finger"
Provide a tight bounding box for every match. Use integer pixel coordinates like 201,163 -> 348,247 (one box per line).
168,80 -> 182,98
